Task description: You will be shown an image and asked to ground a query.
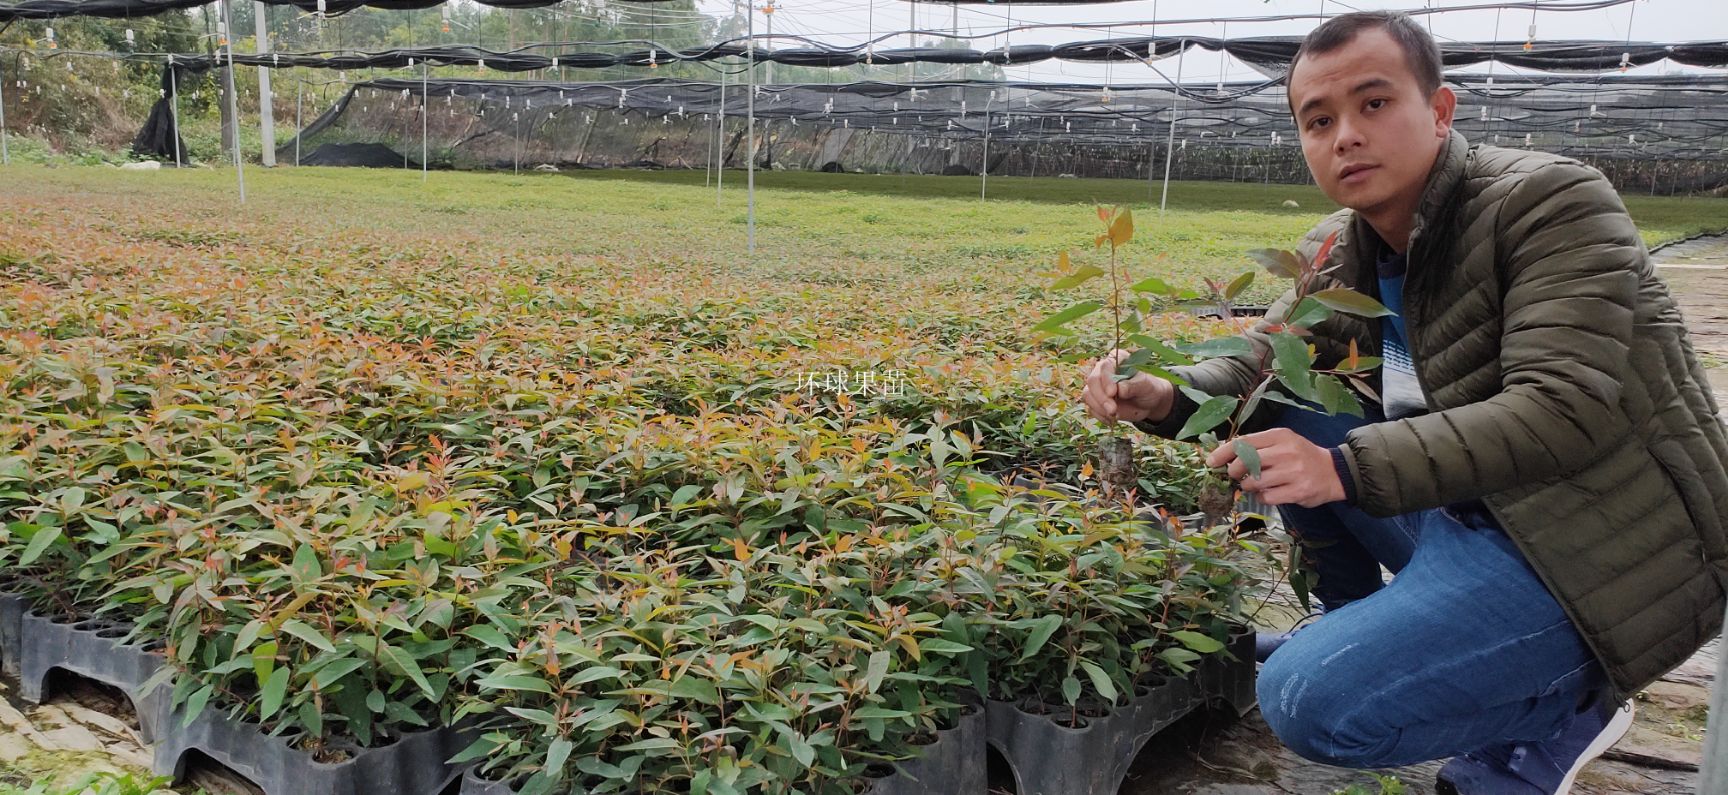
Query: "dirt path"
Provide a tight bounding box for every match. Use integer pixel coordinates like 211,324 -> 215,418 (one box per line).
1655,234 -> 1728,402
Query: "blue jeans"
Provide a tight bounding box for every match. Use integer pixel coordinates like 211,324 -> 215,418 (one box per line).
1256,404 -> 1607,768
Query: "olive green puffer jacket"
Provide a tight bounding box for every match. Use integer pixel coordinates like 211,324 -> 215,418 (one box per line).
1140,129 -> 1728,701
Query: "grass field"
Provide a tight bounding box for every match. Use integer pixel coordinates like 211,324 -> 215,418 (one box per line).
0,164 -> 1723,793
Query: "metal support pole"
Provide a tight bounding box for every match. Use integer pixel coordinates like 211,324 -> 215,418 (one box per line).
980,111 -> 990,200
294,78 -> 302,166
716,68 -> 727,206
1146,140 -> 1156,203
746,3 -> 757,254
170,59 -> 185,168
255,1 -> 276,166
908,1 -> 916,81
705,89 -> 715,188
1160,39 -> 1186,214
421,61 -> 429,180
0,55 -> 9,166
219,0 -> 246,201
1701,604 -> 1728,794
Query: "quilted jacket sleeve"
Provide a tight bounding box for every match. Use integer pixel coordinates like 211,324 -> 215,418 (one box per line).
1339,162 -> 1641,517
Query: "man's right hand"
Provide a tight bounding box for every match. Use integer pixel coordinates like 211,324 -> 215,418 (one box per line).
1081,349 -> 1176,425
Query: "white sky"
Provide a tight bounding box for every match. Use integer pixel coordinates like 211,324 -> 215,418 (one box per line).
687,0 -> 1728,85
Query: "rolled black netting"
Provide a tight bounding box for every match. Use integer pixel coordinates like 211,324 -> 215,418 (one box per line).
129,61 -> 189,162
52,38 -> 1728,76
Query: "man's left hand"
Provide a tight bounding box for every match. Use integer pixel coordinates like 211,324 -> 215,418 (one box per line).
1205,429 -> 1346,508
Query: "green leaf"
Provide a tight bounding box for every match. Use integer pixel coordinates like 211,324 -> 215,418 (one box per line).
378,643 -> 436,700
448,734 -> 502,766
575,756 -> 626,779
1126,335 -> 1195,367
566,666 -> 627,686
1271,332 -> 1317,402
1286,296 -> 1333,329
462,624 -> 517,653
18,525 -> 62,566
251,641 -> 278,685
475,673 -> 554,694
58,487 -> 86,513
278,619 -> 335,653
918,638 -> 974,656
666,676 -> 721,706
864,650 -> 889,694
1173,336 -> 1253,359
1171,630 -> 1226,654
122,442 -> 150,464
233,619 -> 267,655
1224,271 -> 1255,302
1247,248 -> 1303,279
259,666 -> 290,720
299,698 -> 324,738
292,544 -> 322,582
1232,439 -> 1262,480
1060,675 -> 1082,705
1316,375 -> 1365,418
1033,301 -> 1102,334
546,738 -> 575,778
670,484 -> 703,507
182,684 -> 214,728
613,738 -> 680,753
1018,614 -> 1063,662
786,732 -> 816,767
1176,395 -> 1240,441
1158,647 -> 1201,674
1051,264 -> 1105,290
1129,276 -> 1177,296
1310,288 -> 1394,318
311,658 -> 367,689
851,705 -> 911,719
1288,543 -> 1314,612
1078,660 -> 1119,704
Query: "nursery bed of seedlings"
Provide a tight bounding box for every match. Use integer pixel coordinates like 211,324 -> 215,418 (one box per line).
0,165 -> 1721,794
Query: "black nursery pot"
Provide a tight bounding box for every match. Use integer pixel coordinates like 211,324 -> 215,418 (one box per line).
153,709 -> 477,795
15,609 -> 170,743
0,592 -> 27,677
863,701 -> 987,795
458,765 -> 525,795
985,628 -> 1257,795
452,706 -> 991,795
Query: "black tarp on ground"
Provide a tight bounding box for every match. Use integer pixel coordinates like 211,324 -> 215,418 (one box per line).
296,142 -> 421,168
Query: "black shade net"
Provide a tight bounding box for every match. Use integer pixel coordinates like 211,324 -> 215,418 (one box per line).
0,0 -> 686,22
35,37 -> 1728,76
274,76 -> 1728,191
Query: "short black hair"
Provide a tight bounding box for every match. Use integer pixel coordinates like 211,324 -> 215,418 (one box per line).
1289,11 -> 1444,106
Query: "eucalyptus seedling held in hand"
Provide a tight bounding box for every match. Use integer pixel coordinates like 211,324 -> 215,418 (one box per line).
1040,205 -> 1171,494
1057,216 -> 1394,527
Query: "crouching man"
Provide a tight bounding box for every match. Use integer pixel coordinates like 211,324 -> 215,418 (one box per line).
1079,11 -> 1727,794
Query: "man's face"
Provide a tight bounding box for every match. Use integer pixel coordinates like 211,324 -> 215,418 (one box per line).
1288,28 -> 1455,217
